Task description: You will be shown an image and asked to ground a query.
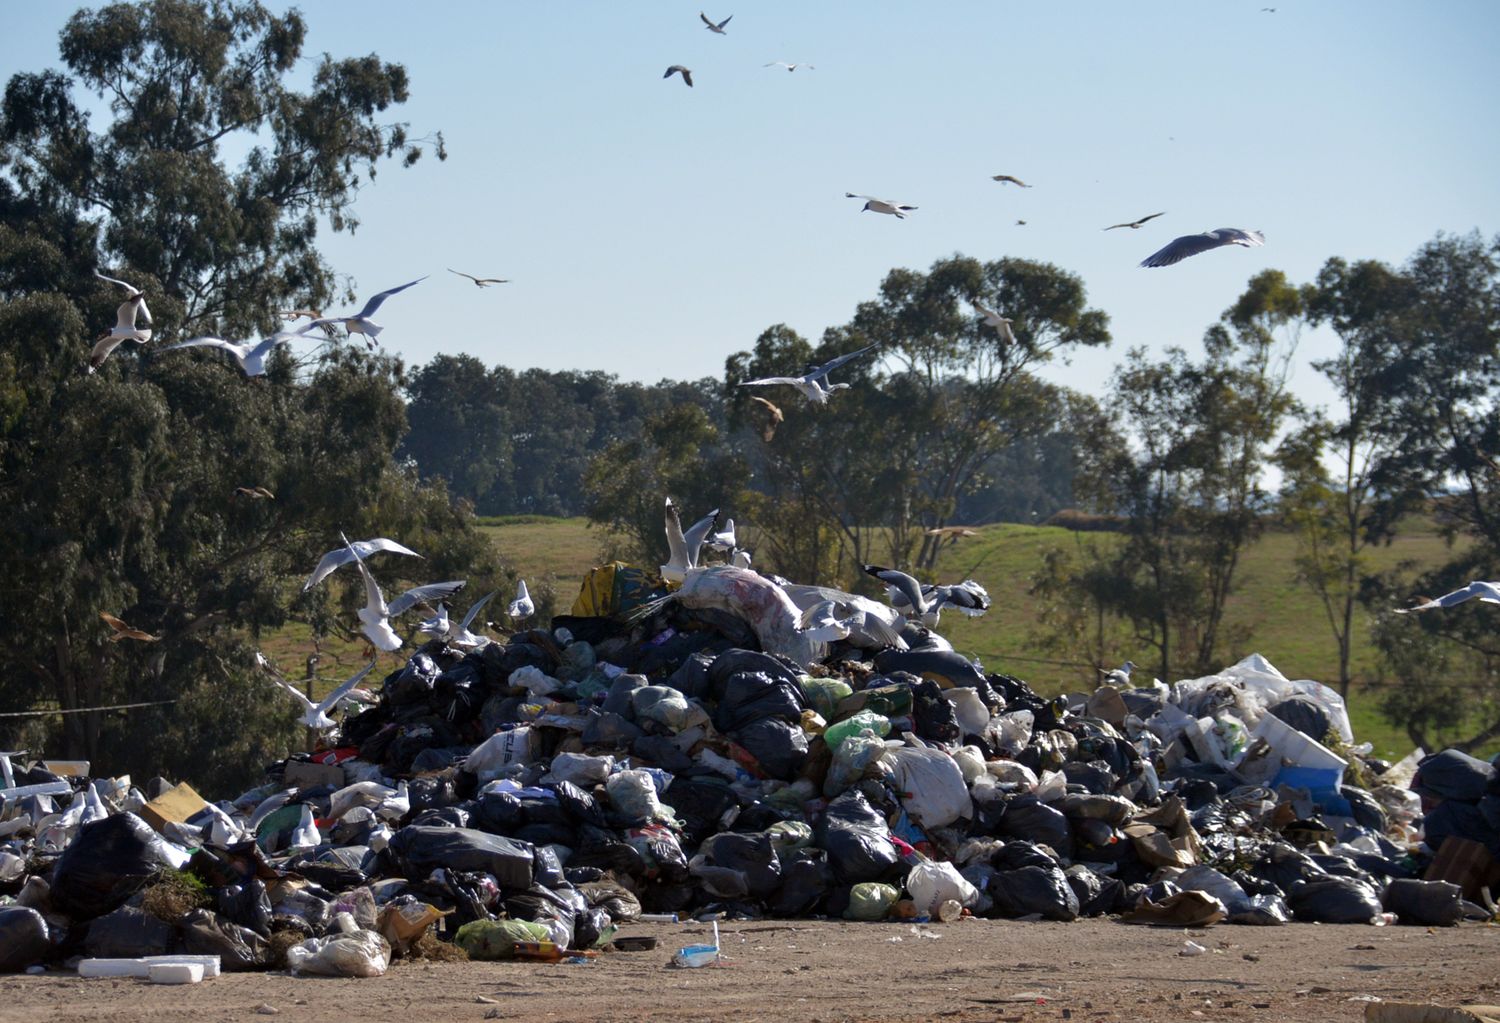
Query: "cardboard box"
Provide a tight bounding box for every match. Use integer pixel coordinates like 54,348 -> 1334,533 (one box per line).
137,782 -> 210,832
283,759 -> 345,790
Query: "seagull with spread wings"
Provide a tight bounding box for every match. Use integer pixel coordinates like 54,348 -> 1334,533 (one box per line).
972,300 -> 1017,343
700,11 -> 732,33
1394,580 -> 1500,614
662,499 -> 721,582
738,342 -> 881,404
664,65 -> 694,87
764,61 -> 813,71
234,486 -> 276,500
1140,228 -> 1264,268
418,589 -> 498,648
341,532 -> 465,652
1104,212 -> 1166,231
310,276 -> 427,346
257,652 -> 377,731
991,174 -> 1032,187
448,268 -> 510,288
304,537 -> 422,591
845,193 -> 917,218
157,320 -> 326,377
100,611 -> 161,643
89,271 -> 154,373
749,394 -> 784,441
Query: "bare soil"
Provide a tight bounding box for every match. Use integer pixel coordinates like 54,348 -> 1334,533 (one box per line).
3,919 -> 1497,1023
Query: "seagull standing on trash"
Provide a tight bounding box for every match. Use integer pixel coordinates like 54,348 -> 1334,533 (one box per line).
508,579 -> 535,621
310,276 -> 427,346
1139,228 -> 1264,268
419,589 -> 498,648
1098,660 -> 1135,687
342,532 -> 466,652
737,342 -> 880,405
257,652 -> 377,730
1394,580 -> 1500,614
662,499 -> 720,581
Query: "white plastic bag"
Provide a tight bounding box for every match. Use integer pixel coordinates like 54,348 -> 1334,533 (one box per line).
465,727 -> 537,781
882,746 -> 973,828
905,859 -> 980,914
286,929 -> 390,977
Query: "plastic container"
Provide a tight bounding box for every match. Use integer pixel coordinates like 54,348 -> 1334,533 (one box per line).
673,920 -> 719,968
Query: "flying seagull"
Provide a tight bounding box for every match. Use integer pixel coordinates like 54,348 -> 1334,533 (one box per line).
845,193 -> 917,218
304,537 -> 421,591
664,65 -> 694,87
764,62 -> 813,71
89,272 -> 154,373
862,564 -> 928,618
662,498 -> 720,582
234,486 -> 276,500
341,531 -> 465,652
738,341 -> 881,404
448,268 -> 510,288
1098,660 -> 1135,687
418,589 -> 498,648
925,526 -> 978,542
700,11 -> 732,33
310,276 -> 427,346
100,611 -> 161,643
507,579 -> 535,621
258,652 -> 377,731
157,320 -> 325,377
281,308 -> 323,321
972,300 -> 1017,343
991,175 -> 1032,187
1104,212 -> 1166,231
1394,580 -> 1500,614
881,576 -> 991,625
1139,228 -> 1264,268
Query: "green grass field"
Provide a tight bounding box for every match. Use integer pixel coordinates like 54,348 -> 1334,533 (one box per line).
266,514 -> 1493,762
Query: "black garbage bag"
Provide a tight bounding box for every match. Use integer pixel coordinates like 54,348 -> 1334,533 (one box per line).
516,821 -> 579,849
1383,878 -> 1466,926
1065,864 -> 1123,917
816,791 -> 900,884
188,840 -> 279,887
665,652 -> 715,702
84,905 -> 174,958
770,850 -> 832,916
1287,876 -> 1383,923
573,907 -> 612,949
553,781 -> 608,828
1412,749 -> 1497,803
214,879 -> 273,937
386,827 -> 534,890
1310,854 -> 1368,880
410,806 -> 471,829
533,846 -> 567,888
581,711 -> 643,747
1341,787 -> 1388,832
664,777 -> 739,846
911,677 -> 961,743
1269,696 -> 1333,742
407,773 -> 461,813
288,857 -> 368,892
990,865 -> 1080,921
504,883 -> 576,943
410,747 -> 460,774
0,907 -> 50,973
700,832 -> 782,899
713,671 -> 804,733
707,649 -> 802,698
384,651 -> 442,706
1061,760 -> 1117,796
735,717 -> 810,780
995,795 -> 1074,860
433,658 -> 485,724
988,840 -> 1058,872
1249,842 -> 1328,892
568,826 -> 647,876
632,734 -> 694,772
474,790 -> 526,835
178,907 -> 269,970
602,673 -> 647,717
481,636 -> 558,682
51,813 -> 183,920
1423,798 -> 1500,854
565,866 -> 605,886
578,880 -> 642,921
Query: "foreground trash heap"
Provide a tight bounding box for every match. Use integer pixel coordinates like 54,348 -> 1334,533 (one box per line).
3,565 -> 1499,976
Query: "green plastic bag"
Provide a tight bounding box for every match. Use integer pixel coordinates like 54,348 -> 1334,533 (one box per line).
824,709 -> 891,751
844,882 -> 900,921
454,918 -> 551,960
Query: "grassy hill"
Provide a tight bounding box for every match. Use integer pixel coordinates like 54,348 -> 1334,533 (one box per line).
480,514 -> 1493,761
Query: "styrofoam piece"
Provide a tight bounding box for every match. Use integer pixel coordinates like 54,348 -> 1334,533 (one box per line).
1249,711 -> 1347,783
0,780 -> 73,801
78,955 -> 221,979
148,962 -> 203,984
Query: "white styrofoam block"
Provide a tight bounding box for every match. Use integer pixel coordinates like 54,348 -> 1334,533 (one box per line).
147,962 -> 203,985
78,958 -> 149,978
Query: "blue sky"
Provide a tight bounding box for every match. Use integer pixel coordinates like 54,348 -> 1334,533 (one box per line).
5,1 -> 1499,414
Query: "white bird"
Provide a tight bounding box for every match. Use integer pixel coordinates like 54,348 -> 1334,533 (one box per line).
764,61 -> 813,71
1098,660 -> 1136,687
447,268 -> 509,287
342,532 -> 466,651
287,803 -> 320,854
1104,212 -> 1166,231
662,499 -> 720,582
508,579 -> 535,621
972,300 -> 1017,344
664,65 -> 694,87
1139,228 -> 1264,268
707,518 -> 737,554
737,342 -> 881,405
731,548 -> 753,569
304,537 -> 422,592
156,320 -> 326,377
310,276 -> 427,345
928,579 -> 991,618
863,563 -> 928,618
799,599 -> 855,644
781,584 -> 908,651
418,589 -> 498,648
700,11 -> 732,33
1394,580 -> 1500,614
258,652 -> 378,730
89,272 -> 155,373
845,192 -> 917,218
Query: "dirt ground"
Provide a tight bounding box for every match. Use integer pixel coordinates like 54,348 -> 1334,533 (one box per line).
3,918 -> 1496,1023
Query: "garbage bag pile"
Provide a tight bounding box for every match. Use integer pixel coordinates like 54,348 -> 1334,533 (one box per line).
3,568 -> 1498,974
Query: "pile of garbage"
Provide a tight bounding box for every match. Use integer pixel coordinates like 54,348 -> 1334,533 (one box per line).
3,564 -> 1499,976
